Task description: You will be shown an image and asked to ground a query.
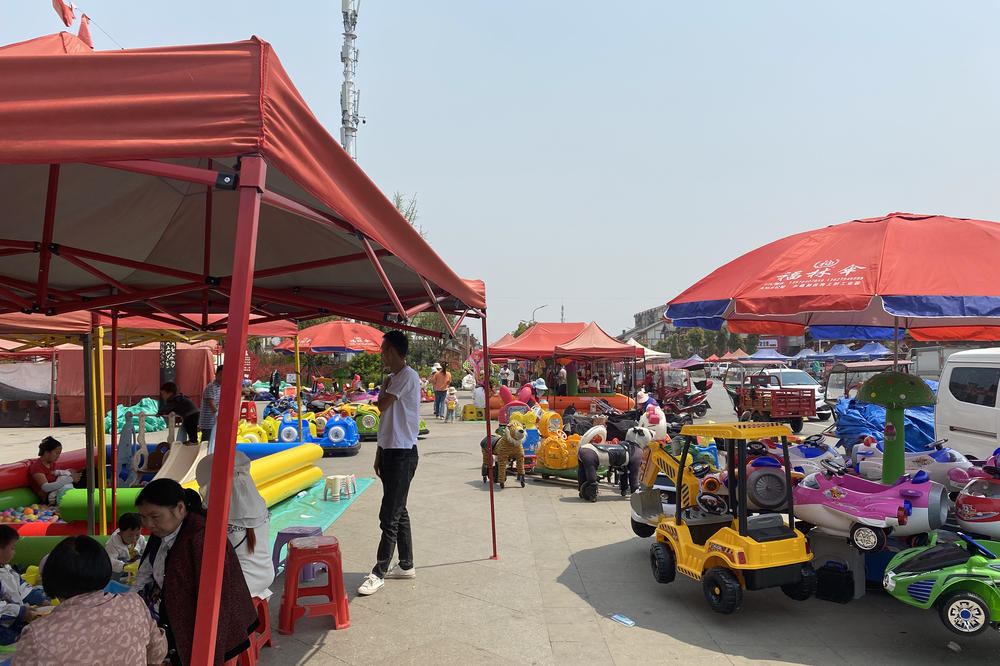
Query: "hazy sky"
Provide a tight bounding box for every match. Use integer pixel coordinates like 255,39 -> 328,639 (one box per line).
6,2 -> 1000,342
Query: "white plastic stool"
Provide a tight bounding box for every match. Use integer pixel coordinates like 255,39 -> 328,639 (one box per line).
344,474 -> 358,495
323,476 -> 343,501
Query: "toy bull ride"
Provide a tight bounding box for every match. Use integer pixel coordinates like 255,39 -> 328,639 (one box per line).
481,412 -> 527,489
578,426 -> 654,502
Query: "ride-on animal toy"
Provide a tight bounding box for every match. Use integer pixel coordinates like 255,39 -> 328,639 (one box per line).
481,414 -> 527,489
884,532 -> 1000,636
577,426 -> 652,502
793,461 -> 949,552
646,422 -> 816,614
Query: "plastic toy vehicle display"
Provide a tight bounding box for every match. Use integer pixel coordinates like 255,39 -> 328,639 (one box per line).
955,462 -> 1000,538
852,438 -> 980,491
277,411 -> 361,455
793,462 -> 949,552
644,422 -> 816,614
764,434 -> 845,477
883,532 -> 1000,636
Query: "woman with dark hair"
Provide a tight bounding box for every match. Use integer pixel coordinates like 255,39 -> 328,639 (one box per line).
134,478 -> 258,665
13,535 -> 167,665
27,437 -> 83,505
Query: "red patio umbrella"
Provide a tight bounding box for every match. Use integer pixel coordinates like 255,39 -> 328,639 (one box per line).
275,320 -> 383,354
666,212 -> 1000,341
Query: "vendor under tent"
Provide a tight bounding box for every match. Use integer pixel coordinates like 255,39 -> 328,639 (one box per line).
0,33 -> 489,664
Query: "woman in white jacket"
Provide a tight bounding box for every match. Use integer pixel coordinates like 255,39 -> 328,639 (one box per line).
195,452 -> 275,599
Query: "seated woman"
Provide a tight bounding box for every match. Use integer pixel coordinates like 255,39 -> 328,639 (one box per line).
195,452 -> 275,600
28,437 -> 82,505
13,535 -> 167,665
134,479 -> 258,665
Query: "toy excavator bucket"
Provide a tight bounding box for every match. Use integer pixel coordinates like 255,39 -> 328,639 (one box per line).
680,422 -> 793,441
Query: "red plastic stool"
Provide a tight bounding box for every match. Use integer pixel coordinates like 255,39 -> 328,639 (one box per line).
278,536 -> 349,634
240,401 -> 258,424
237,596 -> 273,665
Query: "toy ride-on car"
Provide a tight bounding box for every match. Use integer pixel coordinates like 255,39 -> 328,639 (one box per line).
883,532 -> 1000,636
647,422 -> 815,614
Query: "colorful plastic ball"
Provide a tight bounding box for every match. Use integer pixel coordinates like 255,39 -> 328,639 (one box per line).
23,508 -> 33,516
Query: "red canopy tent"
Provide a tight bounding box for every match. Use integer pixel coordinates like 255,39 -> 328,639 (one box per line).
486,322 -> 587,359
554,321 -> 643,359
490,333 -> 516,348
705,354 -> 720,362
0,33 -> 490,664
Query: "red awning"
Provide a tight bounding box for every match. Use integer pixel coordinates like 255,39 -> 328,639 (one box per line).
487,322 -> 587,359
490,333 -> 516,348
554,322 -> 643,359
0,34 -> 485,321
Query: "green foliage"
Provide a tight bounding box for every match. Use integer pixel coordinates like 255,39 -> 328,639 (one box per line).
728,331 -> 744,352
348,352 -> 384,388
392,191 -> 425,238
511,321 -> 531,338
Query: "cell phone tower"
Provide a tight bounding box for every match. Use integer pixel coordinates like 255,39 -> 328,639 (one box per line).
340,0 -> 363,160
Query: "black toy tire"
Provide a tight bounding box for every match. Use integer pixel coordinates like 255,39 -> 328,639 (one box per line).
790,417 -> 804,433
631,518 -> 656,538
849,523 -> 886,553
939,591 -> 991,636
650,542 -> 676,584
780,564 -> 818,601
702,567 -> 743,614
693,404 -> 708,418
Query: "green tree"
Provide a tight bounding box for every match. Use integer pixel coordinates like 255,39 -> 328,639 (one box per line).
745,334 -> 760,353
728,331 -> 744,351
392,191 -> 425,237
511,321 -> 531,338
349,352 -> 384,388
715,327 -> 730,354
653,339 -> 670,353
685,328 -> 705,356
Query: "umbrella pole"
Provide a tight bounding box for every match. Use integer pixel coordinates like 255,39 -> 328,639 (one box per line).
892,317 -> 900,371
481,316 -> 498,559
295,335 -> 303,441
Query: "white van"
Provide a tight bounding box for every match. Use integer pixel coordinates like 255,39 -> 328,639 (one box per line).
935,348 -> 1000,460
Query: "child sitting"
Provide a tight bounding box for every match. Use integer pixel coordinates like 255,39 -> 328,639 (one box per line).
104,513 -> 145,578
0,525 -> 49,644
445,387 -> 458,423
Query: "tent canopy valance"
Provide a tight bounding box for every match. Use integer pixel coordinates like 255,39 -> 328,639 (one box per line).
486,322 -> 587,359
554,322 -> 643,360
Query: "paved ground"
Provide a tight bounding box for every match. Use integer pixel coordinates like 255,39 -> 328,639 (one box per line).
2,386 -> 998,664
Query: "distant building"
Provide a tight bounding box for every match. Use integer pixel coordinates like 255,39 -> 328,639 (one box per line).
620,305 -> 674,346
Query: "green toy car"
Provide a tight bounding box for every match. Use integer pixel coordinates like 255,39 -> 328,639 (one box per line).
883,532 -> 1000,636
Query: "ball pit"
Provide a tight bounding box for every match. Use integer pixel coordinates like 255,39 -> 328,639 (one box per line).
0,504 -> 60,524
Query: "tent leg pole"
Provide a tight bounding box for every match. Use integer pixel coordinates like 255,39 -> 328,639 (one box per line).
49,350 -> 55,428
111,311 -> 119,521
482,316 -> 498,560
82,333 -> 95,536
93,325 -> 107,535
191,155 -> 264,666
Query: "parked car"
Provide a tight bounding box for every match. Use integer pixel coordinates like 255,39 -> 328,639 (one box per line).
935,348 -> 1000,460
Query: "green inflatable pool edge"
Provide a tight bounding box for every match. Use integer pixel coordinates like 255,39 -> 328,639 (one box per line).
0,488 -> 43,511
58,488 -> 143,523
12,534 -> 111,568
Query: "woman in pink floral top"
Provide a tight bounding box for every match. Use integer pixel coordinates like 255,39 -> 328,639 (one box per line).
14,536 -> 166,665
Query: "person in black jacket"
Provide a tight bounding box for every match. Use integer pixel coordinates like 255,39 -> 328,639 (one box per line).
157,383 -> 200,443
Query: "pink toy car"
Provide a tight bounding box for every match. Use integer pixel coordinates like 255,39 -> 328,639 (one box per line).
793,460 -> 949,552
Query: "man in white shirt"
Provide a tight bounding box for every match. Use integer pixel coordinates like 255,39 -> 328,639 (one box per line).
358,330 -> 421,596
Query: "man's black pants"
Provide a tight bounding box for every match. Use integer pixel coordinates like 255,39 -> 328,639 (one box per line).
373,447 -> 419,578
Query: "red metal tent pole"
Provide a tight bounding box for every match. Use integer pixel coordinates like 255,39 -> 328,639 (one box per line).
203,160 -> 213,328
190,156 -> 264,666
481,315 -> 498,560
110,310 -> 119,520
37,165 -> 60,309
48,350 -> 55,428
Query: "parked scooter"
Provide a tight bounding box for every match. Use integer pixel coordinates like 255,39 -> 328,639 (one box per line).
661,380 -> 712,418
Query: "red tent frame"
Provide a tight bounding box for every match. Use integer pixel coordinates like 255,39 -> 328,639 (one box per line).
0,34 -> 498,664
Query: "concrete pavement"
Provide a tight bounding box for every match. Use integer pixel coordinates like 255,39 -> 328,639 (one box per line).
1,387 -> 997,663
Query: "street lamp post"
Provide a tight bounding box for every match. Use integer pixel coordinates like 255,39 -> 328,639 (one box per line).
530,304 -> 549,323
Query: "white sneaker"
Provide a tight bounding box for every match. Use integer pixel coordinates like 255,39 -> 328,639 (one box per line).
357,573 -> 385,595
384,563 -> 416,580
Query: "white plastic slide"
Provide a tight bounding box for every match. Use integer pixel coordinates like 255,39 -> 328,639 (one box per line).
153,441 -> 209,485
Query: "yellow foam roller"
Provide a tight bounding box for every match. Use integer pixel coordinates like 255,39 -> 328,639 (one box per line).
184,443 -> 322,494
258,465 -> 324,506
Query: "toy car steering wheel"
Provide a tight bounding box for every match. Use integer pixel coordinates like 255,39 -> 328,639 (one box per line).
696,492 -> 729,516
747,441 -> 768,457
821,459 -> 847,476
959,532 -> 997,559
690,462 -> 711,479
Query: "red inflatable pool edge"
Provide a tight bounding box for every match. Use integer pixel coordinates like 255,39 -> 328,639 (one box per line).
11,520 -> 87,536
0,448 -> 89,491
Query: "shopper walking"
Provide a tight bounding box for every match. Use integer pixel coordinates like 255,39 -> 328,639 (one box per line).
199,365 -> 223,443
359,331 -> 420,596
430,361 -> 451,420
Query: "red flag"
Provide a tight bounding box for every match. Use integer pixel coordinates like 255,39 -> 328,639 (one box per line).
51,0 -> 75,27
78,14 -> 93,49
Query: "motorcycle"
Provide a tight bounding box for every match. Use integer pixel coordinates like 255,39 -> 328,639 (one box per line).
661,380 -> 712,419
